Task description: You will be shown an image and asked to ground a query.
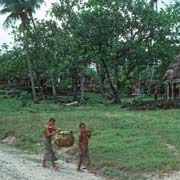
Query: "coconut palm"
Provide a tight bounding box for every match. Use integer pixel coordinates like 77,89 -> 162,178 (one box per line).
0,0 -> 44,101
0,0 -> 44,27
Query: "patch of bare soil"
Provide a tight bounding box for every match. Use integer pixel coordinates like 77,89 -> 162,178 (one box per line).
0,144 -> 106,180
147,171 -> 180,180
1,134 -> 16,144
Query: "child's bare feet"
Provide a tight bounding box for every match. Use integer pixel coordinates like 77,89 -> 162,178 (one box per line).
52,163 -> 59,169
42,161 -> 46,168
42,164 -> 46,168
77,168 -> 84,172
88,168 -> 96,174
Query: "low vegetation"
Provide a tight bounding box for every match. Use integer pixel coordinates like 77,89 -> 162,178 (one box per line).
1,93 -> 180,179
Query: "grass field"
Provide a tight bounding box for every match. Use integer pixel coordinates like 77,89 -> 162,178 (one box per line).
0,93 -> 180,180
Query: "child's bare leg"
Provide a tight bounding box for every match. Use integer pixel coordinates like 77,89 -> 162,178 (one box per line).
77,155 -> 84,172
77,162 -> 84,172
42,160 -> 46,168
52,161 -> 58,169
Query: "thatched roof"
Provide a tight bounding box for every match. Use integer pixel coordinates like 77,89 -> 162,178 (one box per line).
163,55 -> 180,83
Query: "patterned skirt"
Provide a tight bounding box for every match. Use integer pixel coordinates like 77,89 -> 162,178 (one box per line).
43,138 -> 57,161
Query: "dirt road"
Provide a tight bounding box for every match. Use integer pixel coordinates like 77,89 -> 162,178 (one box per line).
0,144 -> 106,180
149,172 -> 180,180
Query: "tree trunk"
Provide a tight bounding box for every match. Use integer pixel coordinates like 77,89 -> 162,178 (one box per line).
72,77 -> 78,101
50,72 -> 57,100
101,59 -> 121,103
26,50 -> 37,101
96,63 -> 106,94
7,79 -> 11,89
80,75 -> 86,104
50,51 -> 57,99
114,63 -> 121,95
30,14 -> 57,99
23,31 -> 37,102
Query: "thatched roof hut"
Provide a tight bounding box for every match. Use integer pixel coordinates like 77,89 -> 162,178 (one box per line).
163,54 -> 180,99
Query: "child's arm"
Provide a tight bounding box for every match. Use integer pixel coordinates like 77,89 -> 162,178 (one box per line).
54,127 -> 60,133
45,127 -> 57,137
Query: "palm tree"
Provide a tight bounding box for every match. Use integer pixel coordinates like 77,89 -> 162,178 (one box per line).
24,1 -> 58,100
0,0 -> 44,26
0,0 -> 44,101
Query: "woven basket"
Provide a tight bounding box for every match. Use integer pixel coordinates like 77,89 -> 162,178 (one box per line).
54,131 -> 74,148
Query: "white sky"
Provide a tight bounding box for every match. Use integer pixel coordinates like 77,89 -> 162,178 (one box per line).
0,0 -> 174,47
0,0 -> 58,47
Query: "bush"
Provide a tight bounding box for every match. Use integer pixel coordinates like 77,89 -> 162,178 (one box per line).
132,95 -> 145,104
0,84 -> 9,90
19,91 -> 31,106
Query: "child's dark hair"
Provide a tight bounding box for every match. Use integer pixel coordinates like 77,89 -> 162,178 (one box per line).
49,118 -> 55,123
79,122 -> 86,128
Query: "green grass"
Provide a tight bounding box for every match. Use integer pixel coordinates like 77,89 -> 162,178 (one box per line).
1,94 -> 180,180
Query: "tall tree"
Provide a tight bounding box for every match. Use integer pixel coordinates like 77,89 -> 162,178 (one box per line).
0,0 -> 44,101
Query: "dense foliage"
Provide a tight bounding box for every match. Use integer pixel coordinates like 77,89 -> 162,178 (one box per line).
0,0 -> 179,102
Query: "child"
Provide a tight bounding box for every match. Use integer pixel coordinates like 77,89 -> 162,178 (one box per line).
77,122 -> 94,173
42,118 -> 60,169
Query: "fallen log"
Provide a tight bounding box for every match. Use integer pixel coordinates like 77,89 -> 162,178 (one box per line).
66,101 -> 79,106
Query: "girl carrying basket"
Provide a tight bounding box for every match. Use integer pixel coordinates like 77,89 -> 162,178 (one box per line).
42,118 -> 60,169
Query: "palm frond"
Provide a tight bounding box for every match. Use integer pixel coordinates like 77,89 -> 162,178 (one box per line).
0,0 -> 20,7
0,0 -> 44,28
0,7 -> 11,14
23,0 -> 45,13
3,12 -> 19,28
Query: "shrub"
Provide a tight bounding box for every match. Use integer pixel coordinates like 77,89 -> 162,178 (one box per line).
19,91 -> 31,106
